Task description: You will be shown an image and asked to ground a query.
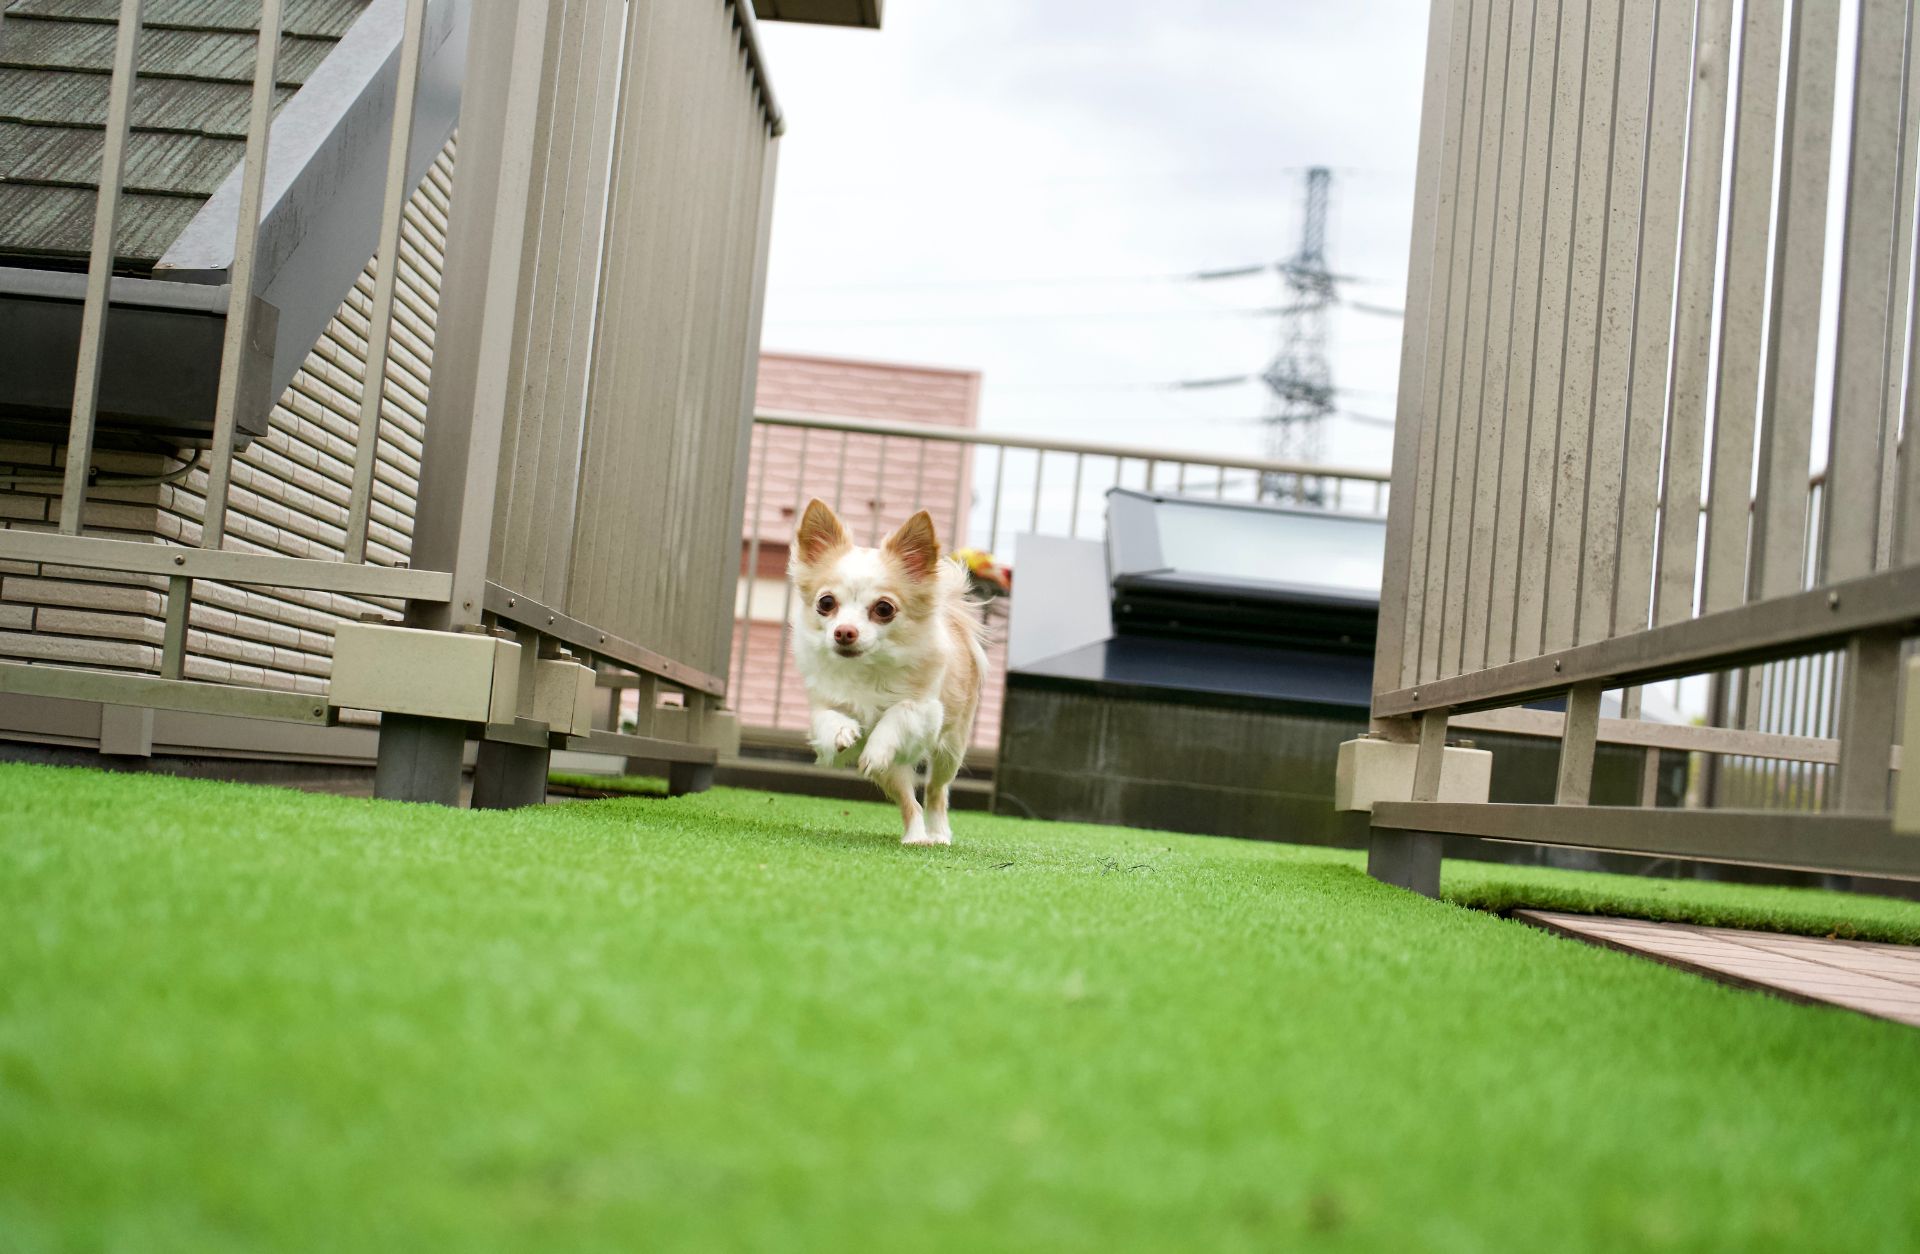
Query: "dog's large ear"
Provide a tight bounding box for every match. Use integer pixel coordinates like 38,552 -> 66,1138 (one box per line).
884,510 -> 941,581
796,499 -> 848,565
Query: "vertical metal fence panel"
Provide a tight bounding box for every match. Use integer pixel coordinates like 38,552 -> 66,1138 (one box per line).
491,0 -> 585,602
1577,0 -> 1655,646
1357,0 -> 1920,884
1878,0 -> 1920,570
1449,0 -> 1514,677
1750,1 -> 1840,603
1821,0 -> 1907,586
1702,0 -> 1785,616
1490,0 -> 1562,666
1516,0 -> 1591,661
559,0 -> 775,682
1652,0 -> 1734,628
1421,0 -> 1493,684
1610,0 -> 1694,638
1392,0 -> 1476,691
1543,0 -> 1618,655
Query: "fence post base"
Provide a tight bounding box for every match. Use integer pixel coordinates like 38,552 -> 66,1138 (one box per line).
471,739 -> 550,809
668,760 -> 715,797
1367,828 -> 1441,898
373,713 -> 467,806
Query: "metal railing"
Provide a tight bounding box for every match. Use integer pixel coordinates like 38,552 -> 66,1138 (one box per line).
730,409 -> 1393,751
1364,0 -> 1919,891
0,0 -> 782,803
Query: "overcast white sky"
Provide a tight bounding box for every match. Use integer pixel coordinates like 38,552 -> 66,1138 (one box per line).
753,0 -> 1435,474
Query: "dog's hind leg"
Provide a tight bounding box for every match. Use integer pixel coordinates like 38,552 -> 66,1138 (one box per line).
875,762 -> 932,846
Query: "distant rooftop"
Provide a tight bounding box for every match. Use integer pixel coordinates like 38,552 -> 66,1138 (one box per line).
0,0 -> 372,272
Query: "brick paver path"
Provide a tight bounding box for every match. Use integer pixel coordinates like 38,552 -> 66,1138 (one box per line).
1516,909 -> 1920,1028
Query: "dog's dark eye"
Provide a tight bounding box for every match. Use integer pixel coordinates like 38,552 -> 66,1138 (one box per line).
871,599 -> 896,623
816,594 -> 836,616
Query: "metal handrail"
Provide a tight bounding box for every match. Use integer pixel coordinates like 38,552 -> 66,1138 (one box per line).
753,409 -> 1393,486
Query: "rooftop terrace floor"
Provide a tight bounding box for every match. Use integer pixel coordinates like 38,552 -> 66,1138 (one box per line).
3,761 -> 1917,1250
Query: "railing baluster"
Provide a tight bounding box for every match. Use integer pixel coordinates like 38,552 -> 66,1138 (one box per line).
1030,449 -> 1044,535
870,434 -> 888,543
769,428 -> 809,732
200,0 -> 286,551
832,430 -> 850,516
949,442 -> 968,551
1819,0 -> 1906,586
1712,0 -> 1781,610
61,0 -> 147,537
987,444 -> 1007,554
1612,0 -> 1694,641
734,426 -> 771,701
345,0 -> 431,565
1834,632 -> 1902,812
1652,0 -> 1734,627
164,0 -> 284,680
1069,452 -> 1085,537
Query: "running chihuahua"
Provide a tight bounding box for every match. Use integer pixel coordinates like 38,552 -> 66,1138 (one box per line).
788,500 -> 987,846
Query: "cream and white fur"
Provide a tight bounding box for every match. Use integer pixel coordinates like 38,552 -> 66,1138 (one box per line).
788,499 -> 988,846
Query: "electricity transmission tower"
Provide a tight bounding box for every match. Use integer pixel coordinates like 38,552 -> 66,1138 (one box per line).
1260,167 -> 1336,498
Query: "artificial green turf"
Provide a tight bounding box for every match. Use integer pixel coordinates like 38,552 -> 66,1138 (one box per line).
3,762 -> 1917,1252
1443,859 -> 1920,945
546,771 -> 668,798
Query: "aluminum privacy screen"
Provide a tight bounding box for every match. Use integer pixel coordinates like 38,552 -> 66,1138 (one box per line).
485,0 -> 778,684
1380,0 -> 1919,699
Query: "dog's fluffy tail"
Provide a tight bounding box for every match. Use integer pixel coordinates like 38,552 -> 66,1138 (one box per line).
940,556 -> 991,655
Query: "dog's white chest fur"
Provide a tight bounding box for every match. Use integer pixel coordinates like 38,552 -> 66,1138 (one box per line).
791,638 -> 928,729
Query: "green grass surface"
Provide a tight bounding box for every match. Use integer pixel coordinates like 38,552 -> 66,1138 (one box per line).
1443,859 -> 1920,945
3,762 -> 1917,1251
546,772 -> 668,798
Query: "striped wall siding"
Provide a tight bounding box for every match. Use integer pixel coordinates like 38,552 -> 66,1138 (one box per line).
0,145 -> 455,696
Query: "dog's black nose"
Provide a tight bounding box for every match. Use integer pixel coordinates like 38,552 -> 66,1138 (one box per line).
833,625 -> 859,646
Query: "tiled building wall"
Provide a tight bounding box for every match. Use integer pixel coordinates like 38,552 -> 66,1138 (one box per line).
0,147 -> 454,696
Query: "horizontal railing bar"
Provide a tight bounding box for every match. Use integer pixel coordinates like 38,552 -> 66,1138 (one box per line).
0,661 -> 329,726
573,728 -> 719,765
1375,566 -> 1920,717
483,582 -> 726,698
0,531 -> 453,602
1371,802 -> 1916,880
1448,706 -> 1900,767
754,410 -> 1392,485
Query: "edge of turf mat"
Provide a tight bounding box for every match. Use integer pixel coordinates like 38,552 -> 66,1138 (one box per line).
547,772 -> 668,799
1440,862 -> 1920,946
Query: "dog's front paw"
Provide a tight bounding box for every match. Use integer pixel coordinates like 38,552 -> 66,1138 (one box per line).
810,713 -> 863,765
857,727 -> 905,776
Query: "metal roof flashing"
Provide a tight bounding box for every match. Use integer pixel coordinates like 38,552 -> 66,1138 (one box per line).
750,0 -> 881,29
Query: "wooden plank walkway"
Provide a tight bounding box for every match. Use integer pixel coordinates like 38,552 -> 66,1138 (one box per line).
1516,909 -> 1920,1029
